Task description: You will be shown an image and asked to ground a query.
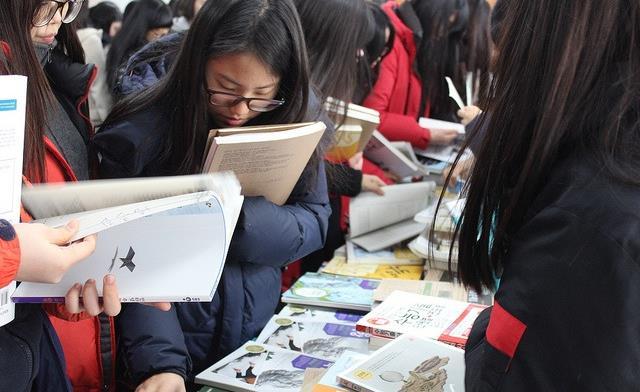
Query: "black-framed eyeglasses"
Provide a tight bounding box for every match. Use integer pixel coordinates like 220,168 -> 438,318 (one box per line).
206,89 -> 285,113
32,0 -> 85,28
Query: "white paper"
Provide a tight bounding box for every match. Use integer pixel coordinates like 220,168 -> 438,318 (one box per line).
13,191 -> 234,303
0,75 -> 27,327
418,117 -> 466,135
446,76 -> 465,110
349,182 -> 434,238
466,72 -> 474,107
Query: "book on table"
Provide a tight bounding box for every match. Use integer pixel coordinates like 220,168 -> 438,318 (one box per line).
278,304 -> 365,323
195,341 -> 334,392
337,334 -> 464,392
203,121 -> 326,205
321,255 -> 423,280
13,173 -> 243,303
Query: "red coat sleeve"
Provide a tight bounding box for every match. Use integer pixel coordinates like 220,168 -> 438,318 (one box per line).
362,46 -> 431,149
0,231 -> 20,288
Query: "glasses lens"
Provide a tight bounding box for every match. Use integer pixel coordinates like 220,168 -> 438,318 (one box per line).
62,0 -> 84,23
33,1 -> 57,27
248,99 -> 284,113
209,92 -> 240,107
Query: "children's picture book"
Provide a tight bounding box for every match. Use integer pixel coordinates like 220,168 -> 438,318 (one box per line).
202,121 -> 326,205
349,182 -> 434,239
322,256 -> 423,280
281,273 -> 380,312
313,351 -> 369,392
337,334 -> 464,392
15,173 -> 243,303
278,305 -> 365,323
195,341 -> 334,392
345,241 -> 423,267
364,131 -> 425,179
356,291 -> 487,347
256,316 -> 370,361
325,98 -> 380,153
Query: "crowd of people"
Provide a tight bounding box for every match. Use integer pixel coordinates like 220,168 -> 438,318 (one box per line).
1,0 -> 639,390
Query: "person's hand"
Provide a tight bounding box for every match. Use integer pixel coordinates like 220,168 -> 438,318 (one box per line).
348,152 -> 363,171
14,220 -> 96,284
136,373 -> 185,392
429,129 -> 458,145
457,105 -> 482,126
362,174 -> 386,195
442,156 -> 475,188
65,275 -> 121,316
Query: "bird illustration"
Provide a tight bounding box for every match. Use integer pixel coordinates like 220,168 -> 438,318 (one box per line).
119,247 -> 136,272
108,246 -> 119,273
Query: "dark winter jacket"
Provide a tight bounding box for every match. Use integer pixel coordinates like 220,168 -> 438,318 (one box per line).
465,153 -> 640,390
93,35 -> 332,383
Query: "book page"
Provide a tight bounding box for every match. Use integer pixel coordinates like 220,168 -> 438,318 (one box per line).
363,131 -> 423,179
350,219 -> 426,253
349,182 -> 434,237
0,75 -> 27,327
21,172 -> 241,219
206,123 -> 324,205
13,192 -> 230,303
418,117 -> 465,134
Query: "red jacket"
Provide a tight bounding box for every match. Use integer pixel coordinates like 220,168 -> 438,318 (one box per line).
1,40 -> 115,392
363,1 -> 432,149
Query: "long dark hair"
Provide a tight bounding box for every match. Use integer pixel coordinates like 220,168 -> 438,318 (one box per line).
89,1 -> 123,46
453,0 -> 640,292
293,0 -> 373,105
0,0 -> 54,181
106,0 -> 172,90
101,0 -> 314,177
413,0 -> 469,120
461,0 -> 491,105
171,0 -> 198,21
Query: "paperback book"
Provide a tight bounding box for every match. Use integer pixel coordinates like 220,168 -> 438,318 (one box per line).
256,315 -> 370,361
313,351 -> 369,392
337,334 -> 464,392
278,305 -> 365,323
325,98 -> 380,153
195,341 -> 334,392
281,273 -> 380,312
322,256 -> 423,280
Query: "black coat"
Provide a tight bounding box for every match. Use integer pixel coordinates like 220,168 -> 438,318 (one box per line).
465,154 -> 640,390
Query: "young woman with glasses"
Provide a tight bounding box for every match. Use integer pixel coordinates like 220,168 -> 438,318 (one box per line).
94,0 -> 332,389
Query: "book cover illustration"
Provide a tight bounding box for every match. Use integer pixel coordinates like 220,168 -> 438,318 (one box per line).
256,316 -> 370,361
282,273 -> 380,311
279,305 -> 365,323
338,335 -> 464,392
196,342 -> 333,392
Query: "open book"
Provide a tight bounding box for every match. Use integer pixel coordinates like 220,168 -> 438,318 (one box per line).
325,98 -> 380,157
363,131 -> 427,179
13,173 -> 243,303
348,182 -> 434,252
202,122 -> 326,205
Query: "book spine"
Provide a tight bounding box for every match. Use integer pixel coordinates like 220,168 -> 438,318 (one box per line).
337,377 -> 374,392
355,324 -> 402,339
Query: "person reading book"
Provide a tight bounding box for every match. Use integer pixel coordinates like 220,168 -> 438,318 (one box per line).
455,0 -> 640,389
93,0 -> 333,388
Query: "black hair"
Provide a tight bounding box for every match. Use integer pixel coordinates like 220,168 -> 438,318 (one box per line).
101,0 -> 320,181
461,0 -> 491,105
413,0 -> 470,120
106,0 -> 172,90
449,0 -> 640,292
293,0 -> 374,106
171,0 -> 199,21
88,1 -> 123,46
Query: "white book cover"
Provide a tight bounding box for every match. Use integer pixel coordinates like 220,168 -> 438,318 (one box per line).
13,191 -> 238,303
279,305 -> 365,324
314,351 -> 369,391
349,182 -> 433,238
338,334 -> 464,392
195,341 -> 334,392
355,291 -> 486,347
256,316 -> 370,361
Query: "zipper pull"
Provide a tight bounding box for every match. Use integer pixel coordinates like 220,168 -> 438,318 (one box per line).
47,45 -> 53,64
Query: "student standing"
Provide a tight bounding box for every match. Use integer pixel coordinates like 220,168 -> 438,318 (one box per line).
458,0 -> 640,389
93,0 -> 332,388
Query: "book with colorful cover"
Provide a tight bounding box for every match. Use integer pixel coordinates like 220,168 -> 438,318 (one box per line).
281,273 -> 380,312
256,316 -> 370,361
278,305 -> 365,323
337,334 -> 464,392
322,256 -> 423,280
355,291 -> 487,347
195,341 -> 333,392
313,351 -> 369,392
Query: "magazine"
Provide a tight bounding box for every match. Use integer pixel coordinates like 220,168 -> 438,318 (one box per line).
278,305 -> 365,323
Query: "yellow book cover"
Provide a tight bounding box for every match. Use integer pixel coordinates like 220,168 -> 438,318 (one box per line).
322,257 -> 423,280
